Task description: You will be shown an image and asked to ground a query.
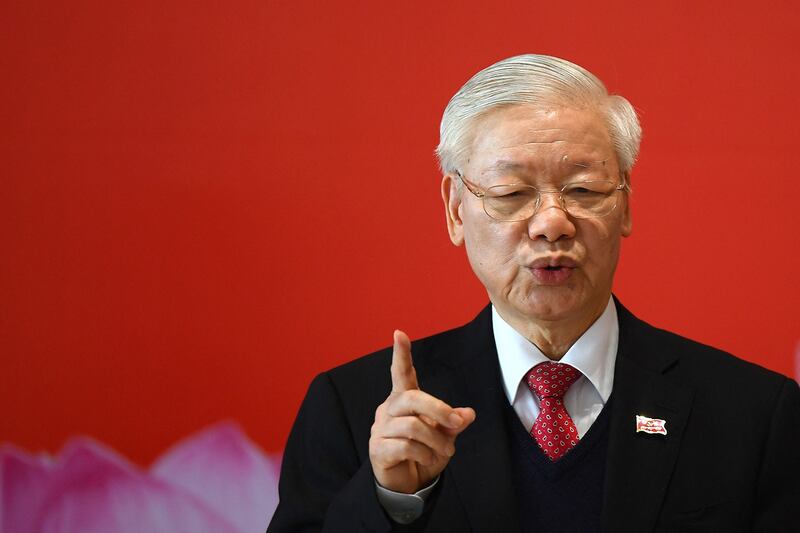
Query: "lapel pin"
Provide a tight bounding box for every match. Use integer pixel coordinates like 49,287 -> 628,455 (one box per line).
636,415 -> 667,436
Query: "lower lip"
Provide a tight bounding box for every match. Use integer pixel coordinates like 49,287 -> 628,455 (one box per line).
530,267 -> 574,284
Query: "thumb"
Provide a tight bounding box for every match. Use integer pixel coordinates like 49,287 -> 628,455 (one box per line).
446,407 -> 476,435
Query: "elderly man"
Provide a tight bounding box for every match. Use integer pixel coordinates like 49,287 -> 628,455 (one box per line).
268,55 -> 799,532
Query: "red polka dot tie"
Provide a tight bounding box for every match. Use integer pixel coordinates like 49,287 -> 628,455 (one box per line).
526,362 -> 581,461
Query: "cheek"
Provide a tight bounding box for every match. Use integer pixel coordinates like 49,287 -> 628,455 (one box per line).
463,220 -> 521,274
580,222 -> 623,280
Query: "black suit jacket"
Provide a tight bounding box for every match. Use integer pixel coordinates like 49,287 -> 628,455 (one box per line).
268,301 -> 800,532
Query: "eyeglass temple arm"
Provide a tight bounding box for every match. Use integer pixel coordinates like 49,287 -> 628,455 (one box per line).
455,172 -> 486,198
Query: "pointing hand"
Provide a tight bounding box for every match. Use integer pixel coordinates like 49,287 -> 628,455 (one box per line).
368,330 -> 476,493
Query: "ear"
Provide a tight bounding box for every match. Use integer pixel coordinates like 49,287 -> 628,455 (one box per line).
620,172 -> 633,237
441,174 -> 465,246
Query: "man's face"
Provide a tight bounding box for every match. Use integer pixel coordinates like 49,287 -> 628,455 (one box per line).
442,104 -> 632,328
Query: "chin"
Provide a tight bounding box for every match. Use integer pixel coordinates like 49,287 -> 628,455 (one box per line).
519,303 -> 580,324
509,288 -> 587,324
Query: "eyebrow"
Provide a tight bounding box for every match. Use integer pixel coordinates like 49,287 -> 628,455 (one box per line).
484,160 -> 528,174
484,157 -> 608,175
566,157 -> 608,169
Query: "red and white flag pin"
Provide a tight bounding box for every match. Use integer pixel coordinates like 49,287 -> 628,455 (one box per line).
636,415 -> 667,436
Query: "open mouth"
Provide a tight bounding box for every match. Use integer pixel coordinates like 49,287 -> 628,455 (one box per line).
530,264 -> 574,284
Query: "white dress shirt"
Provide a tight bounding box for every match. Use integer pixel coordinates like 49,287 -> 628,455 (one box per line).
377,296 -> 619,523
493,296 -> 618,437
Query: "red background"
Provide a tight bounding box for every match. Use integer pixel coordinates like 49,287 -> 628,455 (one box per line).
2,1 -> 799,466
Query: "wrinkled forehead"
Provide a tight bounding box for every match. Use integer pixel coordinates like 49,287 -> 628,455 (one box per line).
483,153 -> 611,177
466,105 -> 617,178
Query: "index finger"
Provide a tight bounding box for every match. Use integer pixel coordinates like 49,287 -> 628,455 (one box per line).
390,329 -> 418,392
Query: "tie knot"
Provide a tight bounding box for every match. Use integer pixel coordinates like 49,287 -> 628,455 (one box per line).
526,362 -> 581,400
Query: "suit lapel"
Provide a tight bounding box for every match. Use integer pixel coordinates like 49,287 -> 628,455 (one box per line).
425,306 -> 521,533
429,301 -> 695,532
601,302 -> 695,533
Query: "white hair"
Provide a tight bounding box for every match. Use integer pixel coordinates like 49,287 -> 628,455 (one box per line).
436,54 -> 642,177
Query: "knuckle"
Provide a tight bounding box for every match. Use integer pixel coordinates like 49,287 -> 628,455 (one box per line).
398,417 -> 418,435
435,398 -> 450,414
407,391 -> 426,410
377,399 -> 398,419
397,439 -> 413,455
368,437 -> 381,457
394,390 -> 414,409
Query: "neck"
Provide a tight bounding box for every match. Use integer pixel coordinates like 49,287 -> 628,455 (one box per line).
495,298 -> 609,359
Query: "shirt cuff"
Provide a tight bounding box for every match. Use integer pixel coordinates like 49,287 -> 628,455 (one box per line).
374,477 -> 440,524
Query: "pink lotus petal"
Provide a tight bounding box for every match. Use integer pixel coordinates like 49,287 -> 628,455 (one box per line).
151,421 -> 280,533
27,438 -> 238,533
1,445 -> 55,533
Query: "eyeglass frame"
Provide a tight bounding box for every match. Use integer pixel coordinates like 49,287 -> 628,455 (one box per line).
455,171 -> 630,221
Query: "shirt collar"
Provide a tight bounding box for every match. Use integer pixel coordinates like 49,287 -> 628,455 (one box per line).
492,297 -> 618,405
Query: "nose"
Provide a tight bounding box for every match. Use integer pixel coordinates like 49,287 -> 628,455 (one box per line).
527,191 -> 576,243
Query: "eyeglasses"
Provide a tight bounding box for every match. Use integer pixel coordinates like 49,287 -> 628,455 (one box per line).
456,172 -> 628,222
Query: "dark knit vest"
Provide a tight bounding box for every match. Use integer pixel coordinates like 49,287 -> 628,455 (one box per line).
506,397 -> 613,533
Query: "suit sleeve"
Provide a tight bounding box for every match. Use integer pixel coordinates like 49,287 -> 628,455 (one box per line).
753,376 -> 800,532
267,372 -> 394,533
